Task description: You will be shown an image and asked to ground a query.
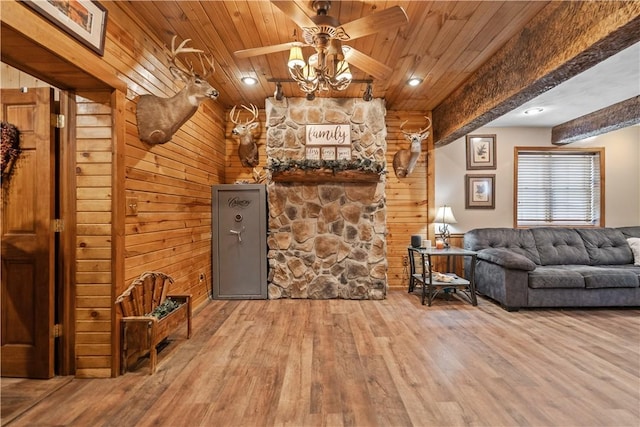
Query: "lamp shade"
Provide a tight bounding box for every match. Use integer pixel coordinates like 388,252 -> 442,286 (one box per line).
436,206 -> 457,224
335,60 -> 352,81
287,46 -> 305,69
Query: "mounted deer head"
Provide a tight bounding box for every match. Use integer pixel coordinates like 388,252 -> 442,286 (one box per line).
392,116 -> 432,178
230,104 -> 260,167
136,36 -> 219,144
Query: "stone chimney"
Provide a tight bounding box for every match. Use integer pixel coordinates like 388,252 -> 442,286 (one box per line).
265,97 -> 388,300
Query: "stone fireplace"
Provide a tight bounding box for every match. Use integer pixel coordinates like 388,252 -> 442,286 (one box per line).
265,97 -> 387,300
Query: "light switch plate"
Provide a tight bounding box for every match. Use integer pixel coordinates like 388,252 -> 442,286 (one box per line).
126,197 -> 138,216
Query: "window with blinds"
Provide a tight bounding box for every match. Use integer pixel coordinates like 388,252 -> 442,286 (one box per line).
515,148 -> 604,227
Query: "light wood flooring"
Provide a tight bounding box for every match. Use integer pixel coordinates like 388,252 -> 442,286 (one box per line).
2,290 -> 639,426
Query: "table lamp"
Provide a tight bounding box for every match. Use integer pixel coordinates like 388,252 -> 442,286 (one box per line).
436,205 -> 457,248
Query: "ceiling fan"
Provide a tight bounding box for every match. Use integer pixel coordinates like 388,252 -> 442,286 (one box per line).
233,1 -> 409,82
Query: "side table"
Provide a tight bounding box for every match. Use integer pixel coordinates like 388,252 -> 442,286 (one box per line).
407,246 -> 478,306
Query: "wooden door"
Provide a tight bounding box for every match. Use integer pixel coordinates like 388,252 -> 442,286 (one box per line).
1,88 -> 56,378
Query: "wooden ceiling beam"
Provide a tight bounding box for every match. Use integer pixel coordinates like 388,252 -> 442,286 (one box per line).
432,2 -> 640,147
551,95 -> 640,145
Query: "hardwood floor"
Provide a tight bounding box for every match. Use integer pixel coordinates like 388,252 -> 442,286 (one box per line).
3,291 -> 639,426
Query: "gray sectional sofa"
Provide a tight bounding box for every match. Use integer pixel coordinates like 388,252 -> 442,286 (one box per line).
464,226 -> 640,311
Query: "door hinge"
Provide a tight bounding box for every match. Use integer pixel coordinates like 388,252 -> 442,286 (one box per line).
53,219 -> 64,232
52,114 -> 65,128
53,324 -> 62,338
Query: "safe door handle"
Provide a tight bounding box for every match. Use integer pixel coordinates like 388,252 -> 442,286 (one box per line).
229,227 -> 244,242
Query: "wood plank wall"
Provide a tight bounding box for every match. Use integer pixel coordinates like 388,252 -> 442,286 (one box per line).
75,91 -> 114,378
4,0 -> 447,376
385,111 -> 434,290
223,107 -> 435,292
3,1 -> 228,377
106,4 -> 227,308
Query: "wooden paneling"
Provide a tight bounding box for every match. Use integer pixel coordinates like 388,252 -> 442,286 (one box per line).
3,0 -> 229,377
117,1 -> 550,112
75,91 -> 113,379
385,111 -> 433,290
432,1 -> 640,145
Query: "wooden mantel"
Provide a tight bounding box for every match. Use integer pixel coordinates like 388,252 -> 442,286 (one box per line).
270,169 -> 384,183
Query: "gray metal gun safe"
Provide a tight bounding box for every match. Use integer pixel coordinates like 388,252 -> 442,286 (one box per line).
212,184 -> 267,299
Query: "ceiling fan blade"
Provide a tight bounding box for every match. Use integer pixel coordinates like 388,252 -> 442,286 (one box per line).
340,6 -> 408,40
234,42 -> 299,59
270,1 -> 316,29
344,47 -> 392,80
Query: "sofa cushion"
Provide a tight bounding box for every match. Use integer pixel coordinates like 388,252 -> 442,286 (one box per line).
531,228 -> 590,266
578,266 -> 639,289
528,266 -> 586,289
576,228 -> 633,265
477,248 -> 537,271
627,238 -> 640,266
464,228 -> 541,264
618,226 -> 640,239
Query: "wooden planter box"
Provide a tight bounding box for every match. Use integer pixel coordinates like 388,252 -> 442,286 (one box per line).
271,169 -> 382,183
116,272 -> 192,375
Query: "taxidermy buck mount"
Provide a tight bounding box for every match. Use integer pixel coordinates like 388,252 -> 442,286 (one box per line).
136,36 -> 219,145
392,116 -> 431,178
230,104 -> 260,168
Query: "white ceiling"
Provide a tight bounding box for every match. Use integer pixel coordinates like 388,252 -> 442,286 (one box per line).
487,42 -> 640,128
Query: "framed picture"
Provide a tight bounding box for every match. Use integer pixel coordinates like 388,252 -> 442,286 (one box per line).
466,134 -> 496,170
21,0 -> 108,56
465,174 -> 495,209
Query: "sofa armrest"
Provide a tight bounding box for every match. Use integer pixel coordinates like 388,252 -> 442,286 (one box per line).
477,248 -> 537,271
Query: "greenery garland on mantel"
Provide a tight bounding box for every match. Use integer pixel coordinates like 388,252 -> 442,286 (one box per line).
267,158 -> 386,183
267,158 -> 386,174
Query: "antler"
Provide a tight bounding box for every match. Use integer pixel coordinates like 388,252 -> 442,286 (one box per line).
168,36 -> 215,79
400,116 -> 432,137
230,104 -> 259,125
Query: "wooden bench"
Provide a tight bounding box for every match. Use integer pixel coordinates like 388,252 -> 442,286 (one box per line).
115,271 -> 192,374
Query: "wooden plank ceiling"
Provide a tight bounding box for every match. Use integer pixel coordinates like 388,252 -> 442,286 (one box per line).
119,1 -> 549,111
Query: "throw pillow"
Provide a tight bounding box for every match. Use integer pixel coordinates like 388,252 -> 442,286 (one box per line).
627,238 -> 640,266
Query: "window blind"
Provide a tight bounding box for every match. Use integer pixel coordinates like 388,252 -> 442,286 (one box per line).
516,150 -> 601,226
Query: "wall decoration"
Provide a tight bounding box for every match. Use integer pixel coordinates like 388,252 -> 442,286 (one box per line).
21,0 -> 108,56
1,122 -> 21,182
306,124 -> 351,146
321,147 -> 336,160
336,146 -> 352,160
230,104 -> 260,167
465,174 -> 495,209
306,147 -> 320,160
392,116 -> 431,178
466,134 -> 496,170
136,37 -> 218,144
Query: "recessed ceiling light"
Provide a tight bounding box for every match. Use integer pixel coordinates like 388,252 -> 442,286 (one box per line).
524,107 -> 544,115
407,77 -> 422,87
241,76 -> 258,85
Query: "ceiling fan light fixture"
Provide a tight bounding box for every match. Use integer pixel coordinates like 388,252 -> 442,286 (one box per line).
288,46 -> 305,69
274,81 -> 284,101
407,77 -> 422,87
336,60 -> 352,81
241,76 -> 258,85
363,82 -> 373,102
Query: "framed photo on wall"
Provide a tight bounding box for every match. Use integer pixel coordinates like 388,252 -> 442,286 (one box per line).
21,0 -> 108,56
465,174 -> 495,209
466,134 -> 496,170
